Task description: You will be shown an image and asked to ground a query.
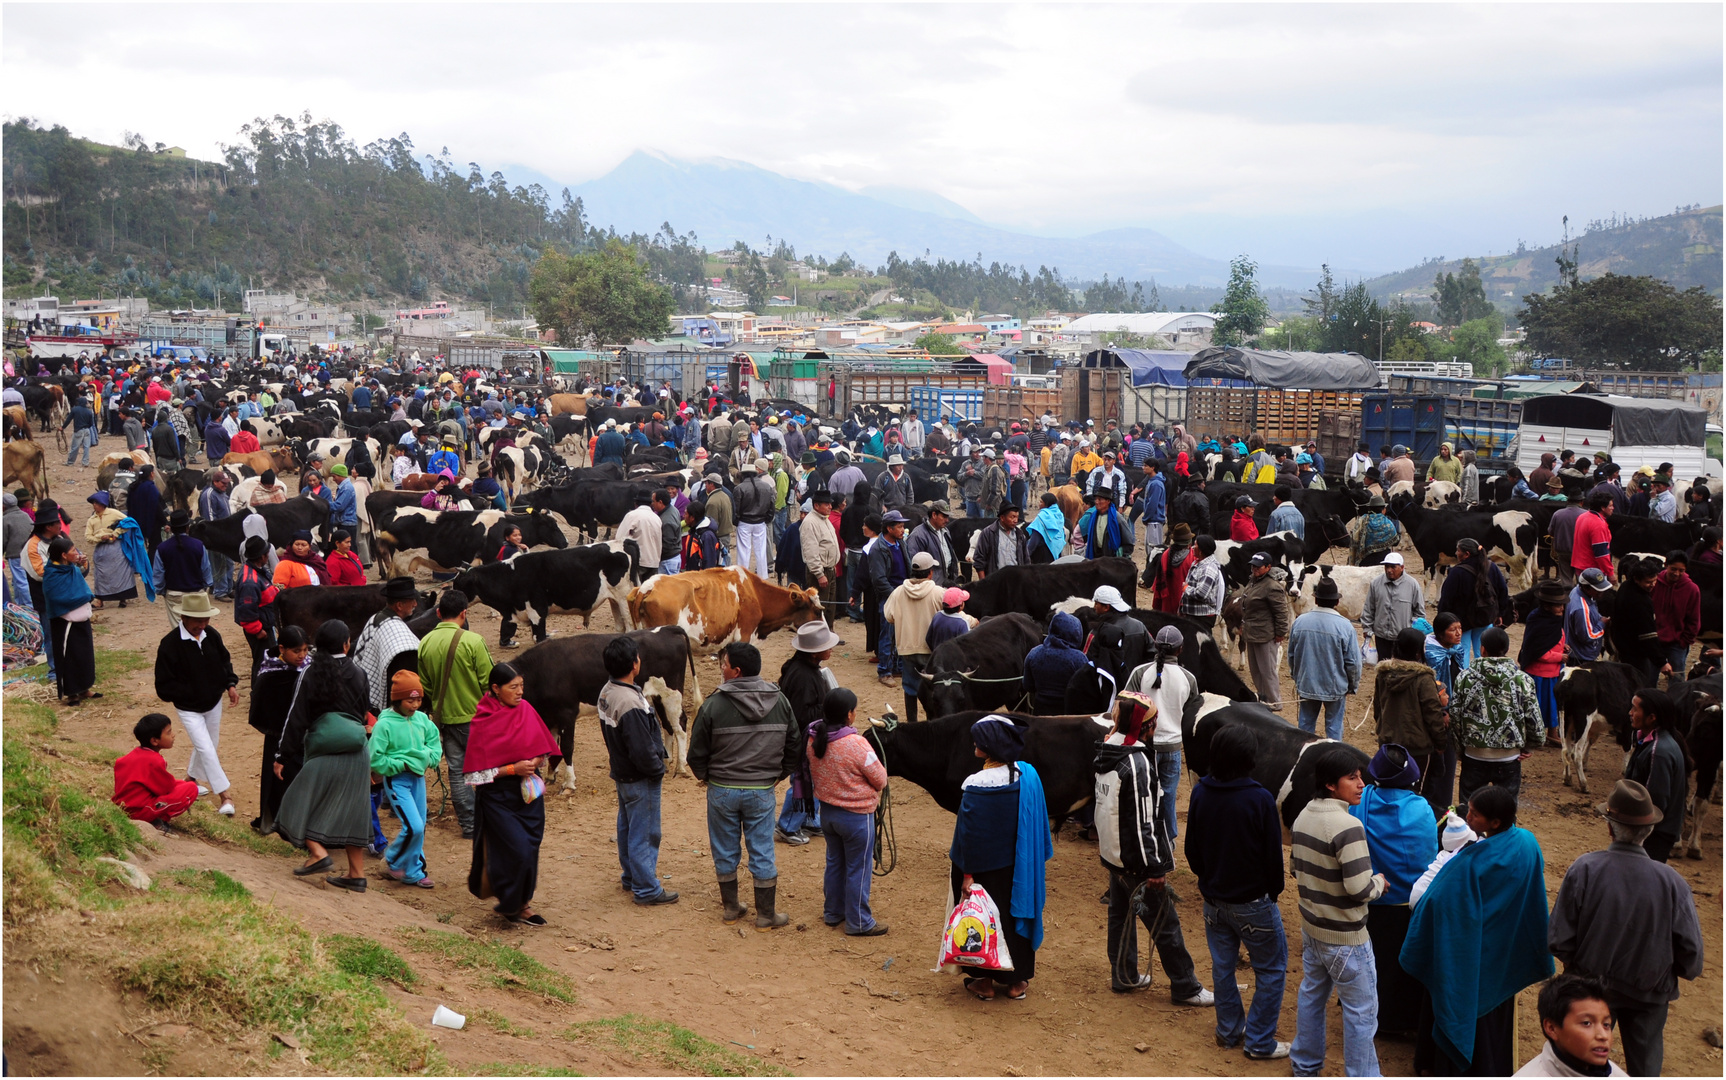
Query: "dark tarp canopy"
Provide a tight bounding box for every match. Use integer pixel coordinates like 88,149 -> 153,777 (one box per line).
1520,394 -> 1707,447
1183,347 -> 1384,390
1080,348 -> 1193,387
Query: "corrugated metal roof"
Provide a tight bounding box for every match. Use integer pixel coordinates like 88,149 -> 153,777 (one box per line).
1062,311 -> 1217,335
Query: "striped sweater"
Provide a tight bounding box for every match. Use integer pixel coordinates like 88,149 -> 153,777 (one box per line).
1291,797 -> 1385,944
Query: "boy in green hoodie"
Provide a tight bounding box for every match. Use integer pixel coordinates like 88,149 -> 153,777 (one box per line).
370,670 -> 443,887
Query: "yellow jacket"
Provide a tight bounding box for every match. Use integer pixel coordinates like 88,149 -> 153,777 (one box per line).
1071,450 -> 1103,476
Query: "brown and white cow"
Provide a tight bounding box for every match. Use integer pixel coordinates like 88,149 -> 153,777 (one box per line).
627,566 -> 823,653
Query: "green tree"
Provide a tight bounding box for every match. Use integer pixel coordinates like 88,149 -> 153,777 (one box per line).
1384,335 -> 1429,365
1259,315 -> 1321,351
1429,313 -> 1508,374
528,239 -> 674,346
914,332 -> 964,355
1211,255 -> 1269,347
1517,263 -> 1723,370
1302,264 -> 1337,324
1431,258 -> 1493,325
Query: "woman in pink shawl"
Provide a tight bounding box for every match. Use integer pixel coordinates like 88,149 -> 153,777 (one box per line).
464,661 -> 558,925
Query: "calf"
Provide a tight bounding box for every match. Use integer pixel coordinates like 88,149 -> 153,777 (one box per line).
627,566 -> 822,651
514,626 -> 702,784
920,613 -> 1043,720
961,557 -> 1137,622
1555,661 -> 1640,794
1185,696 -> 1371,829
449,540 -> 639,647
863,709 -> 1107,826
274,583 -> 436,639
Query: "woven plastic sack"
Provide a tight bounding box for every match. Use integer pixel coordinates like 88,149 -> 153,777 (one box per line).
935,882 -> 1015,973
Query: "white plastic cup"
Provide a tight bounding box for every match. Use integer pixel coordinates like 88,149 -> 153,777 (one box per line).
430,1005 -> 466,1030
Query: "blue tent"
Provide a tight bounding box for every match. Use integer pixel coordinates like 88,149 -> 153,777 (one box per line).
1078,348 -> 1194,387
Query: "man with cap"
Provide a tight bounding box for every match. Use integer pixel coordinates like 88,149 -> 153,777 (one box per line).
1088,448 -> 1128,506
904,500 -> 957,587
700,471 -> 736,566
197,470 -> 235,599
732,460 -> 777,577
1425,441 -> 1461,484
1359,552 -> 1420,662
1563,566 -> 1613,665
427,435 -> 462,477
152,509 -> 213,629
1343,441 -> 1373,486
958,445 -> 987,518
1238,553 -> 1291,709
1382,445 -> 1416,486
867,510 -> 910,684
1548,779 -> 1704,1077
1538,474 -> 1569,503
1647,473 -> 1678,523
1267,485 -> 1305,541
1346,494 -> 1401,567
974,502 -> 1028,578
1085,585 -> 1149,705
1588,462 -> 1629,517
827,450 -> 867,501
884,551 -> 945,722
876,454 -> 914,512
617,489 -> 667,583
1286,573 -> 1361,740
799,486 -> 842,623
978,447 -> 1009,518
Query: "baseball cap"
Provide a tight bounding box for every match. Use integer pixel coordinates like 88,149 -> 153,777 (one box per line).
881,510 -> 908,525
1250,552 -> 1272,567
1381,552 -> 1405,566
910,551 -> 938,572
1579,567 -> 1611,592
1092,585 -> 1130,611
942,586 -> 970,608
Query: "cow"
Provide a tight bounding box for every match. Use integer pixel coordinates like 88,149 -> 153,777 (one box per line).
241,417 -> 284,446
1554,660 -> 1641,794
374,506 -> 568,575
920,613 -> 1044,720
449,540 -> 639,647
94,449 -> 153,495
1391,495 -> 1537,592
1184,696 -> 1372,829
1677,683 -> 1723,860
188,496 -> 334,558
3,405 -> 32,441
273,582 -> 437,640
861,709 -> 1107,826
546,392 -> 592,417
3,440 -> 48,503
302,437 -> 382,476
1066,605 -> 1259,703
515,626 -> 703,787
1286,563 -> 1382,621
961,558 -> 1138,622
493,444 -> 547,498
627,566 -> 823,651
1205,482 -> 1365,561
1606,515 -> 1703,558
278,414 -> 336,442
519,478 -> 657,539
224,446 -> 300,477
1216,531 -> 1303,587
1422,480 -> 1461,508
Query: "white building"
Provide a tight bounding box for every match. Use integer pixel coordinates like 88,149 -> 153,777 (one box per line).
1058,311 -> 1216,346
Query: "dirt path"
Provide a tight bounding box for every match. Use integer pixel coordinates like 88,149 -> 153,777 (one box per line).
13,452 -> 1723,1076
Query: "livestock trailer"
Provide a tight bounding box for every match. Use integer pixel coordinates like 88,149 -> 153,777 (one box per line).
1359,393 -> 1522,462
983,385 -> 1062,427
1184,386 -> 1368,445
909,386 -> 985,423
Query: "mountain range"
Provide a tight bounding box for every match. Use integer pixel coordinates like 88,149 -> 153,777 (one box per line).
506,151 -> 1327,288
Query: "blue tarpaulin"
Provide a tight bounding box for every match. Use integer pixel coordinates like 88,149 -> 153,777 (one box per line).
1080,348 -> 1194,387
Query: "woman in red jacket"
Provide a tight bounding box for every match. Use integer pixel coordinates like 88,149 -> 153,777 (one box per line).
324,530 -> 367,587
1230,495 -> 1261,542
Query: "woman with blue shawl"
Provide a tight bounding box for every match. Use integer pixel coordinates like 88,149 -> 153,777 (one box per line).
949,715 -> 1053,1001
1349,743 -> 1440,1037
1026,492 -> 1068,564
42,535 -> 97,704
1402,784 -> 1552,1076
1072,487 -> 1127,560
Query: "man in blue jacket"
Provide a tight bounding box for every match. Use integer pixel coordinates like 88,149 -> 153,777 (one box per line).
1286,574 -> 1360,740
1023,611 -> 1088,714
599,635 -> 677,907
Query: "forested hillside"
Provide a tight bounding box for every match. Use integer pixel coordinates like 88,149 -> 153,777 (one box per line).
0,115 -> 716,313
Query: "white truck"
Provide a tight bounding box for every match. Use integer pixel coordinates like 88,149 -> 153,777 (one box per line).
1511,393 -> 1714,479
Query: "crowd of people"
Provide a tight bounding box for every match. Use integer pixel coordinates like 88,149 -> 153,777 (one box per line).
5,344 -> 1718,1076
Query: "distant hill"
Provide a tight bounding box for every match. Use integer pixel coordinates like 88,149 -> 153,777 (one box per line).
568,150 -> 1323,288
1363,205 -> 1722,305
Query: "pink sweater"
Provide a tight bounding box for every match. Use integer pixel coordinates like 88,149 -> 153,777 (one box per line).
807,730 -> 888,813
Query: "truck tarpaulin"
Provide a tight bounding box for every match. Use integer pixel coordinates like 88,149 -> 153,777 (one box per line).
1184,348 -> 1384,391
1521,393 -> 1706,448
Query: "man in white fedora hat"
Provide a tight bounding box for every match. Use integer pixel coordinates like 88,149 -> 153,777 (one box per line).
153,590 -> 240,818
776,619 -> 844,845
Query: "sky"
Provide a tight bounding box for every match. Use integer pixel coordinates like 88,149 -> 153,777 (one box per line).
3,3 -> 1720,274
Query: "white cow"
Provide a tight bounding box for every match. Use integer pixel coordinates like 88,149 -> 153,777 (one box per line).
1286,563 -> 1382,622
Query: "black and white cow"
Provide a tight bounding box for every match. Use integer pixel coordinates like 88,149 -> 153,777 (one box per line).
375,506 -> 568,574
1554,660 -> 1641,794
1065,605 -> 1260,704
274,582 -> 437,640
1669,674 -> 1723,859
188,496 -> 333,559
1184,696 -> 1372,829
299,436 -> 382,476
449,540 -> 639,647
514,625 -> 702,786
920,613 -> 1044,720
519,479 -> 659,539
1391,496 -> 1538,592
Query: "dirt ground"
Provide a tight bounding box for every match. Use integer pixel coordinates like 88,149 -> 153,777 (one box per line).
8,449 -> 1723,1077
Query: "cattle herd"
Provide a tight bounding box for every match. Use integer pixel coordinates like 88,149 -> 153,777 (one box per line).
6,350 -> 1724,884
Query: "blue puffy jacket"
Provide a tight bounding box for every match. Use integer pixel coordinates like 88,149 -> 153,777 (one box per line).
1023,611 -> 1088,715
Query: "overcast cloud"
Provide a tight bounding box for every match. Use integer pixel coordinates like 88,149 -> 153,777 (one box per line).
3,3 -> 1719,272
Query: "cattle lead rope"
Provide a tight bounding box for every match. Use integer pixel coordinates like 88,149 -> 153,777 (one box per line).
872,713 -> 899,877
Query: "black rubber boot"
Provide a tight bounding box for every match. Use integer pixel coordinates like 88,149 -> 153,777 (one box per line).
754,877 -> 789,930
902,693 -> 919,724
718,875 -> 748,923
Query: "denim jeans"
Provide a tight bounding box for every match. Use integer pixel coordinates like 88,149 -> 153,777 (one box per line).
876,622 -> 898,677
659,555 -> 682,576
1457,755 -> 1521,808
440,723 -> 475,834
6,557 -> 27,604
65,426 -> 93,466
706,784 -> 778,881
777,786 -> 821,836
1154,748 -> 1182,840
1291,933 -> 1381,1076
1533,674 -> 1560,733
1203,897 -> 1289,1055
1460,625 -> 1485,664
1663,642 -> 1691,677
964,498 -> 982,519
616,777 -> 665,900
208,551 -> 233,599
1297,698 -> 1346,742
383,772 -> 429,882
820,803 -> 876,932
1105,873 -> 1204,997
